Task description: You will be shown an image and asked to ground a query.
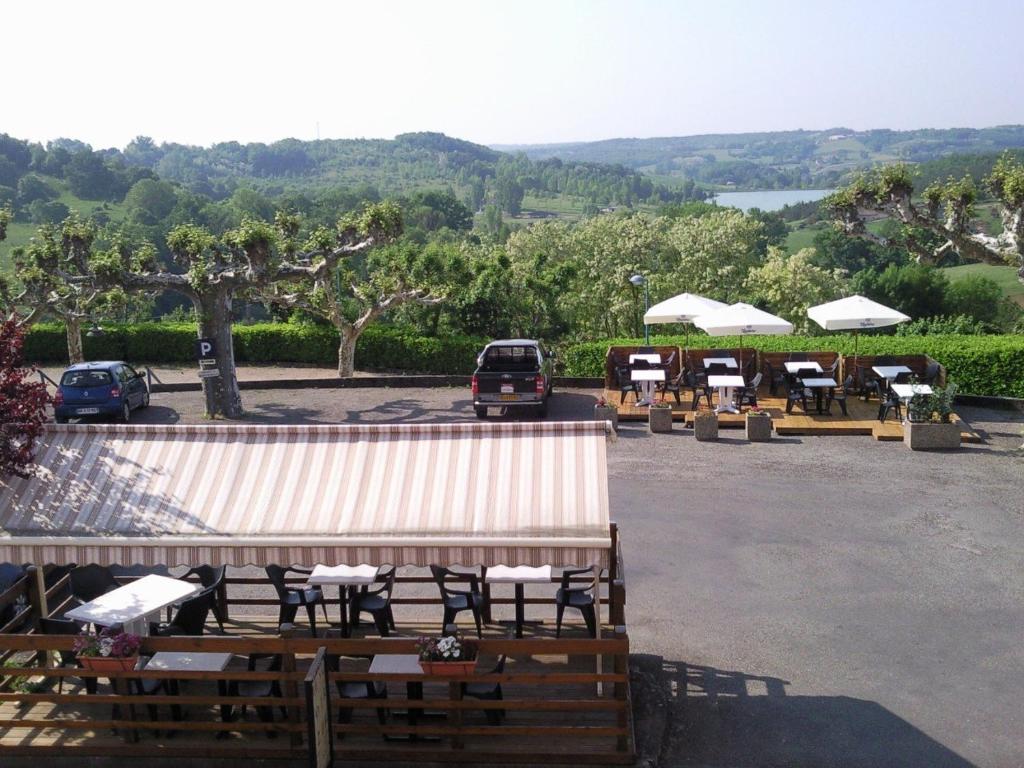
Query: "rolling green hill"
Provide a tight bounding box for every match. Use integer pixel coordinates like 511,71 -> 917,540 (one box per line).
942,263 -> 1024,306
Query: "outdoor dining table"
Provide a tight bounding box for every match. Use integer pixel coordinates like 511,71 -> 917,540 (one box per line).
630,368 -> 665,407
368,653 -> 433,741
484,565 -> 552,638
703,357 -> 738,369
891,383 -> 934,421
873,365 -> 912,380
628,353 -> 662,365
799,377 -> 838,414
307,564 -> 379,638
146,651 -> 234,726
65,574 -> 199,636
707,374 -> 745,414
784,361 -> 823,374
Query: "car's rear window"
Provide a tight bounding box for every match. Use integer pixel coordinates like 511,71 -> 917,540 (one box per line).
61,370 -> 112,387
480,346 -> 539,372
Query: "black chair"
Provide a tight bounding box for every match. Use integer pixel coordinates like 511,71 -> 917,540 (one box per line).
151,585 -> 215,636
659,350 -> 677,374
177,565 -> 227,631
39,617 -> 97,694
265,565 -> 328,637
70,565 -> 119,603
826,375 -> 855,416
894,371 -> 913,385
922,361 -> 940,385
132,655 -> 181,727
733,372 -> 763,410
614,366 -> 639,405
878,386 -> 903,423
228,654 -> 287,734
0,564 -> 27,629
658,369 -> 684,404
461,655 -> 507,725
684,370 -> 713,410
788,352 -> 809,362
705,363 -> 729,378
821,359 -> 840,377
429,565 -> 487,638
350,566 -> 397,637
764,361 -> 786,396
785,376 -> 809,414
554,567 -> 597,638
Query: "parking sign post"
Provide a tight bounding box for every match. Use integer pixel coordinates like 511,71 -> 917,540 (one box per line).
195,338 -> 220,416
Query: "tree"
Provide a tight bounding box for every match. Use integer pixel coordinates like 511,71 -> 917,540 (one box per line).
743,247 -> 847,333
0,317 -> 51,478
64,150 -> 120,200
265,239 -> 450,377
79,203 -> 402,416
824,154 -> 1024,284
850,262 -> 950,320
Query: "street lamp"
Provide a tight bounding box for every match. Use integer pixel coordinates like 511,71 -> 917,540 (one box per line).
629,274 -> 649,345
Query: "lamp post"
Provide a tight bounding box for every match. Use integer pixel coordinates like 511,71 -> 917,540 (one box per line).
629,274 -> 649,345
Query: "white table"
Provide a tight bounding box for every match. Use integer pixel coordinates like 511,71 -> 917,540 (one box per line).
66,574 -> 199,636
485,565 -> 552,638
873,365 -> 912,380
891,383 -> 933,400
628,353 -> 662,365
307,564 -> 380,637
708,375 -> 746,414
703,357 -> 738,369
630,368 -> 665,407
800,377 -> 838,413
784,361 -> 822,374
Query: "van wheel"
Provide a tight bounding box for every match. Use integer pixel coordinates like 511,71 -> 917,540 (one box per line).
475,407 -> 488,419
121,403 -> 131,423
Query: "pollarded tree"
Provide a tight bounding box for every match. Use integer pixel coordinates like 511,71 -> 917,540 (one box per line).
81,203 -> 402,417
824,153 -> 1024,283
264,239 -> 450,377
0,317 -> 51,478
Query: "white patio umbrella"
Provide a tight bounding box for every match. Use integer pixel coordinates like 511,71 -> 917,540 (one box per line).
691,302 -> 794,370
807,295 -> 910,363
643,292 -> 727,349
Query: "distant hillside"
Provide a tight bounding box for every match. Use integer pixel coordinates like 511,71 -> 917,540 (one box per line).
494,126 -> 1024,191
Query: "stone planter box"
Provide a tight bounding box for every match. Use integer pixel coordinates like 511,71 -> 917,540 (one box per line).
905,421 -> 961,450
693,411 -> 718,441
594,405 -> 618,431
745,413 -> 772,442
649,406 -> 673,433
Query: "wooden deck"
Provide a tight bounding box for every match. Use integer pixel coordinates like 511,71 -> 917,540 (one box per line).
604,387 -> 982,443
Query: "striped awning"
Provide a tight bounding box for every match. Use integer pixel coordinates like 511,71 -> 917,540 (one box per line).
0,421 -> 613,568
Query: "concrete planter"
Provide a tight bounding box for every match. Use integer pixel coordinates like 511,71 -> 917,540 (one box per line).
649,406 -> 673,433
745,412 -> 772,442
594,405 -> 619,431
693,411 -> 718,441
905,421 -> 961,451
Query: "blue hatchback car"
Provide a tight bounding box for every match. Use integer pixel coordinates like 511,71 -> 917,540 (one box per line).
54,361 -> 150,423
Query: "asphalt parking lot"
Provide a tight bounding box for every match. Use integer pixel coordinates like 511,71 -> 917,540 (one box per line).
88,385 -> 1024,767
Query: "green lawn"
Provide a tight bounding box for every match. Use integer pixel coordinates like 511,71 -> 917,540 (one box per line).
942,262 -> 1024,306
785,223 -> 825,253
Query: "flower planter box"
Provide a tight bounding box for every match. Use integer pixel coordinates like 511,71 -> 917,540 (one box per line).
693,411 -> 718,441
648,407 -> 673,433
419,660 -> 477,676
745,413 -> 772,442
79,656 -> 139,673
904,421 -> 961,451
594,405 -> 618,431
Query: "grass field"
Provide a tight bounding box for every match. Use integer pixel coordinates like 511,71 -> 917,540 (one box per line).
942,262 -> 1024,306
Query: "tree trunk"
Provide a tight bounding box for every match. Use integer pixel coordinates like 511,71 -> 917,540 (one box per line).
196,291 -> 244,418
337,325 -> 360,378
65,316 -> 84,364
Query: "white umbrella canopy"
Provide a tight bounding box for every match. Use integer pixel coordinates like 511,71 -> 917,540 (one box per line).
807,295 -> 910,331
692,302 -> 793,371
644,293 -> 728,324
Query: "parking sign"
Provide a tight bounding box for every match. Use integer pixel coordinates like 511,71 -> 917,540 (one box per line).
195,337 -> 217,360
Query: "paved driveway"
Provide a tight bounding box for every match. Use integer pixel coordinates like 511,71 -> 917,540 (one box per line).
111,386 -> 1024,766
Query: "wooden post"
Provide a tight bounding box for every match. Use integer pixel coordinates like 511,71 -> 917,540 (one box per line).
26,566 -> 51,668
613,625 -> 630,754
280,623 -> 302,747
450,680 -> 464,750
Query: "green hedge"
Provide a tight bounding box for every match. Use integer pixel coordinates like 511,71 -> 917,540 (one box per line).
24,323 -> 487,376
559,334 -> 1024,398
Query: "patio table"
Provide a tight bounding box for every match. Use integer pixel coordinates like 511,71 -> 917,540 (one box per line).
891,383 -> 934,421
708,374 -> 745,414
65,574 -> 199,636
799,377 -> 838,414
873,365 -> 912,381
147,651 -> 234,725
628,353 -> 662,365
307,564 -> 379,638
369,653 -> 431,741
703,357 -> 738,369
484,565 -> 552,638
630,368 -> 665,407
784,361 -> 823,374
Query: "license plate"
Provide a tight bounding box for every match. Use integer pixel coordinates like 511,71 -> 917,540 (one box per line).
499,394 -> 519,402
76,407 -> 100,415
500,384 -> 514,394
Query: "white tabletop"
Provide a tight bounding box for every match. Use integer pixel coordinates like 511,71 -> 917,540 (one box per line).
66,574 -> 199,627
704,357 -> 738,368
892,383 -> 933,399
369,654 -> 423,675
630,369 -> 665,382
873,365 -> 912,379
801,378 -> 838,388
307,564 -> 379,586
708,375 -> 746,388
629,354 -> 662,364
784,361 -> 823,374
147,651 -> 234,672
485,565 -> 552,584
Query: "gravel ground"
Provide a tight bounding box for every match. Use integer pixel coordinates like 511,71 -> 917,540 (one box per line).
59,386 -> 1024,767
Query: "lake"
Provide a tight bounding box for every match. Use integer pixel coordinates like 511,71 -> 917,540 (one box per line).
711,189 -> 834,212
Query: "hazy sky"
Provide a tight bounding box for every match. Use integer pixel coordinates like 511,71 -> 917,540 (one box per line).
4,0 -> 1023,149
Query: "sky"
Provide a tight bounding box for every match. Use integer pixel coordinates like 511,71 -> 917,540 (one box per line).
3,0 -> 1023,150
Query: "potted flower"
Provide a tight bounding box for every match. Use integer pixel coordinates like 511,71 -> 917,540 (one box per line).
745,405 -> 771,442
73,627 -> 141,672
415,633 -> 478,676
905,383 -> 961,450
648,401 -> 673,433
593,396 -> 618,431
